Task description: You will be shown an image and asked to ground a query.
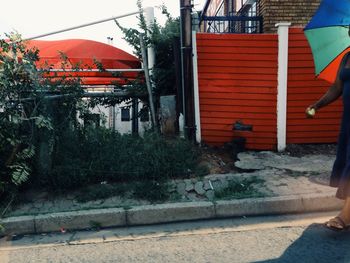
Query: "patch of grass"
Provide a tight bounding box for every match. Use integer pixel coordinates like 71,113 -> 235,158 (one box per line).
76,183 -> 128,203
133,181 -> 171,202
122,205 -> 132,210
194,165 -> 210,177
308,171 -> 321,176
78,180 -> 177,203
168,192 -> 182,202
214,176 -> 266,200
284,169 -> 308,178
89,220 -> 102,230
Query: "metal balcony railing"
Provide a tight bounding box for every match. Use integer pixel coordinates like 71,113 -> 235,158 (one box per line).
200,16 -> 263,34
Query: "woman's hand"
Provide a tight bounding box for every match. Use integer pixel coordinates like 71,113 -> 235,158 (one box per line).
305,106 -> 316,118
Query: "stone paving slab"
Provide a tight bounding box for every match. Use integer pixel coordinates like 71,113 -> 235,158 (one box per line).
235,152 -> 335,173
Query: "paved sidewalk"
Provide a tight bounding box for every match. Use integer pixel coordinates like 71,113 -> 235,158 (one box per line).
0,151 -> 344,236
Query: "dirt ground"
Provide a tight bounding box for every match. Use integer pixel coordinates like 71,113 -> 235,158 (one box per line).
198,145 -> 237,174
284,143 -> 337,157
199,143 -> 337,174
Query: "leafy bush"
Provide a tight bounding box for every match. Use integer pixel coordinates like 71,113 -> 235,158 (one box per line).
41,127 -> 198,191
0,34 -> 56,200
0,35 -> 91,210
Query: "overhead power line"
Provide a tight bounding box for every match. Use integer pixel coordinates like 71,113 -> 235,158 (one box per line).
25,10 -> 141,40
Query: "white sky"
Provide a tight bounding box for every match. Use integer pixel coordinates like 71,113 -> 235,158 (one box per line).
0,0 -> 206,55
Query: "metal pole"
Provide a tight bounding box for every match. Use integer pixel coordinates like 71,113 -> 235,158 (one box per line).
1,69 -> 144,73
24,11 -> 140,41
132,98 -> 139,135
112,105 -> 116,130
180,0 -> 195,141
15,92 -> 147,102
45,69 -> 144,72
144,7 -> 156,71
139,33 -> 157,129
179,3 -> 186,138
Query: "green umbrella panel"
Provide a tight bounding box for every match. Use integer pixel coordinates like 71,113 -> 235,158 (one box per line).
304,26 -> 350,76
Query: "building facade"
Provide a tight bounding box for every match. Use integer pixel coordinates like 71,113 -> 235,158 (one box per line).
259,0 -> 321,33
200,0 -> 322,33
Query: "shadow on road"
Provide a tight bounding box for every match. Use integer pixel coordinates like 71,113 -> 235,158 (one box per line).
253,223 -> 350,263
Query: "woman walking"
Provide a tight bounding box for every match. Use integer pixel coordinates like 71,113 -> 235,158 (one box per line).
306,52 -> 350,231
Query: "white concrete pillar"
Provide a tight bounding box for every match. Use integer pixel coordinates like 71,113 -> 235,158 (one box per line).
275,22 -> 291,152
144,7 -> 155,71
192,31 -> 201,143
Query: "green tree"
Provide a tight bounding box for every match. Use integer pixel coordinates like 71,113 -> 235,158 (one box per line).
0,33 -> 84,200
115,0 -> 180,96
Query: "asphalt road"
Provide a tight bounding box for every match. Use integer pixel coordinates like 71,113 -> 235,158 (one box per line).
1,212 -> 350,263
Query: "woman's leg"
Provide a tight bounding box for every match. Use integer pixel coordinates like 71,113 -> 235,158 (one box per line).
339,197 -> 350,222
326,197 -> 350,230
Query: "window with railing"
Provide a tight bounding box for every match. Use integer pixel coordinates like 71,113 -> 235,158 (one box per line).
200,0 -> 262,34
240,1 -> 258,33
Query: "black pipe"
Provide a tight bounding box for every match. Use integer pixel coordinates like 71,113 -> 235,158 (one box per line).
180,0 -> 196,141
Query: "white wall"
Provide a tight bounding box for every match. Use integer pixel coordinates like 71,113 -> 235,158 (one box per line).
89,99 -> 151,135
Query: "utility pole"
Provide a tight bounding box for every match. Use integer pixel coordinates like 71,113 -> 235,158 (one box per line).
180,0 -> 196,141
144,7 -> 156,72
140,33 -> 157,129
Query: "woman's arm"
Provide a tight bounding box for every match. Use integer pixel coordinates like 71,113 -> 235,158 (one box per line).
306,55 -> 346,117
311,81 -> 343,110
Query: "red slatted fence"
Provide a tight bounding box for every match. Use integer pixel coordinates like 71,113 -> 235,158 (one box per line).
196,28 -> 342,150
287,28 -> 342,144
197,33 -> 278,150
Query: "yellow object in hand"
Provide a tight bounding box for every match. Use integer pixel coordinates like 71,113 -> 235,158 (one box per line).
306,108 -> 316,118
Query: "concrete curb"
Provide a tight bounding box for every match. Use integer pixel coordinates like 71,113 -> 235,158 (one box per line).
0,194 -> 344,236
126,202 -> 215,225
214,193 -> 343,218
0,215 -> 35,235
34,208 -> 126,233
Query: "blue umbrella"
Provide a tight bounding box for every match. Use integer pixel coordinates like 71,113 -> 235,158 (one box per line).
304,0 -> 350,82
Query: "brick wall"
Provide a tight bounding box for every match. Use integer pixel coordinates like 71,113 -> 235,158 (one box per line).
258,0 -> 321,33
